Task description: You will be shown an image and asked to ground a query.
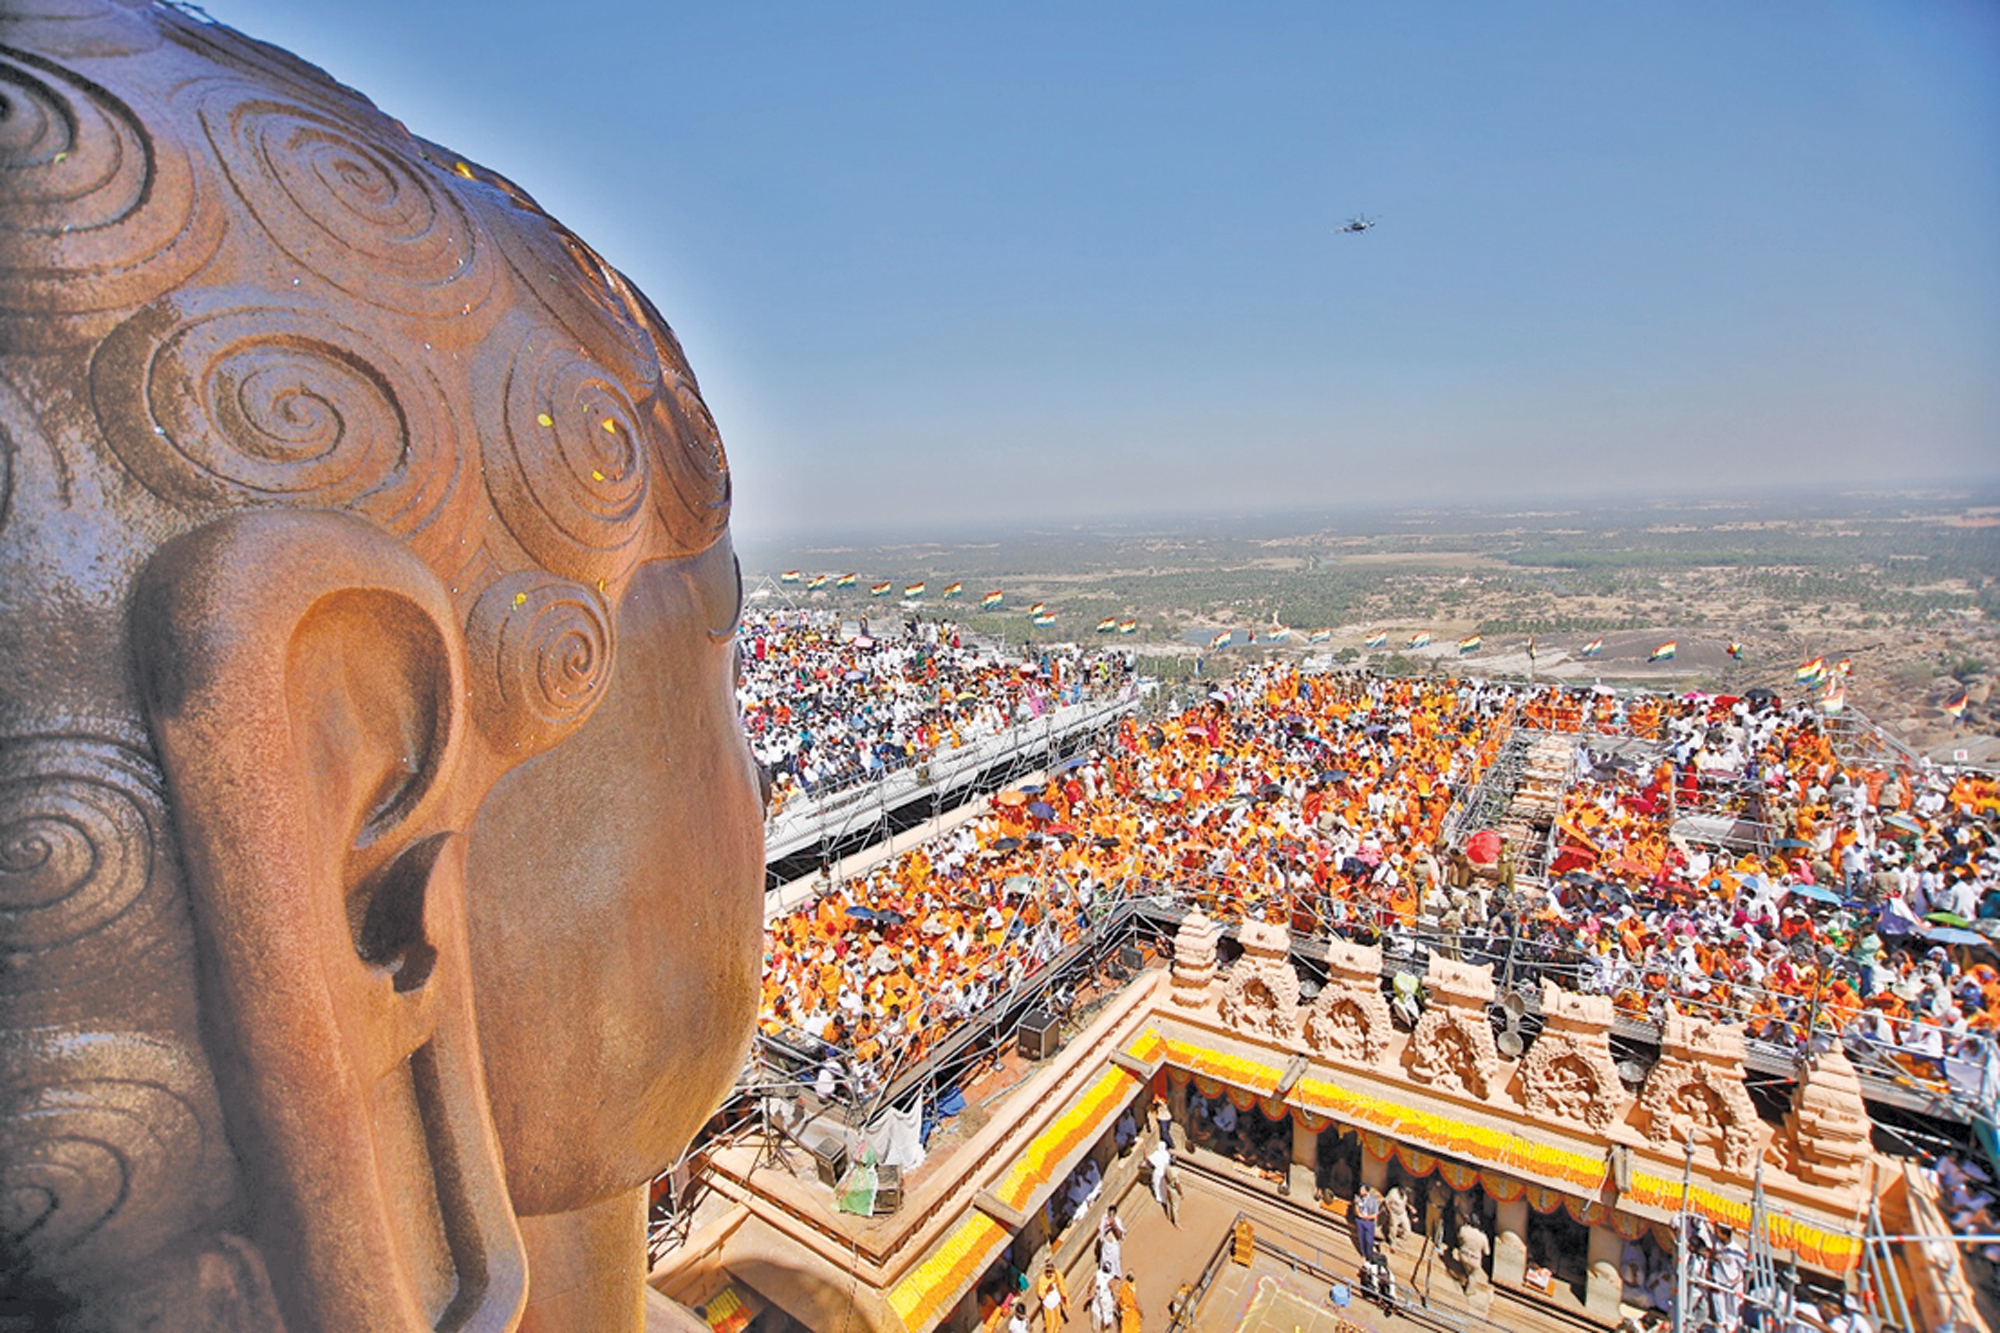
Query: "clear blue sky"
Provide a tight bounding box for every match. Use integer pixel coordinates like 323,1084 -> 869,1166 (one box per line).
199,1 -> 2000,540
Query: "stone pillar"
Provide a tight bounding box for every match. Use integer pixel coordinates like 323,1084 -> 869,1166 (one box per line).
1492,1193 -> 1528,1288
1360,1144 -> 1388,1192
1020,1208 -> 1051,1275
1289,1116 -> 1319,1198
1585,1221 -> 1623,1322
1167,1078 -> 1188,1135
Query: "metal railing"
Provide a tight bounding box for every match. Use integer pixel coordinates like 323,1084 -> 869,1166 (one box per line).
763,691 -> 1139,863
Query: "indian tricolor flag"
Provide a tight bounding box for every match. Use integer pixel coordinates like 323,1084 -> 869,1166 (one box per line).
1364,631 -> 1388,649
981,590 -> 1004,609
1209,630 -> 1232,650
1031,612 -> 1057,627
1408,632 -> 1431,650
837,572 -> 857,588
904,582 -> 926,598
1796,656 -> 1825,684
1118,619 -> 1138,635
1580,638 -> 1604,657
1310,629 -> 1332,644
807,574 -> 828,590
1457,634 -> 1481,655
1029,602 -> 1046,616
942,582 -> 963,599
780,570 -> 801,583
1649,641 -> 1676,661
869,581 -> 892,597
1944,691 -> 1968,720
1096,617 -> 1118,633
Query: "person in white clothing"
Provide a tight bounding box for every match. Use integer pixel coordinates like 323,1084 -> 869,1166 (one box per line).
1707,1226 -> 1746,1329
1098,1206 -> 1125,1278
1148,1139 -> 1182,1224
1090,1265 -> 1117,1333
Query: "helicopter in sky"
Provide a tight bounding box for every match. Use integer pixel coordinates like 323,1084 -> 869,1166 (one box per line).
1336,215 -> 1376,234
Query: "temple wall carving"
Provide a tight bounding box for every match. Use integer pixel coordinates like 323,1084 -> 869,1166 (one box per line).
1407,1005 -> 1502,1100
1217,921 -> 1299,1043
1175,920 -> 1871,1210
1637,1009 -> 1760,1174
1302,986 -> 1393,1068
1518,981 -> 1626,1133
1404,956 -> 1501,1100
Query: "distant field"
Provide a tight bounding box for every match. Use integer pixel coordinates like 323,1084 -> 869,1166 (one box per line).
739,490 -> 2000,761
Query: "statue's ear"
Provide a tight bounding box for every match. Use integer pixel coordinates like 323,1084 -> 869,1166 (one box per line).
134,511 -> 527,1333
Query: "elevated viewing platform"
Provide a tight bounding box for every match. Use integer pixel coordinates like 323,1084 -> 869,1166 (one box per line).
764,690 -> 1140,864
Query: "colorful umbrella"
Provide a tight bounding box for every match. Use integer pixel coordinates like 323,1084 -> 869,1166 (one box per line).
1465,830 -> 1502,866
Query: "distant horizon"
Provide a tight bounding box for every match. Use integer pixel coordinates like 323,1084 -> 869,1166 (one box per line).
734,476 -> 2000,559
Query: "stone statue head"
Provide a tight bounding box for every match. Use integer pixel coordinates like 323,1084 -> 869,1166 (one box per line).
0,3 -> 763,1327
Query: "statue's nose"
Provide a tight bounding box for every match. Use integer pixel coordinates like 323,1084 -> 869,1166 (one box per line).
755,758 -> 776,811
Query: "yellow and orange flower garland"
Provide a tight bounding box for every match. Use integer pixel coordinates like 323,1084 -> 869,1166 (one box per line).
888,1212 -> 1008,1331
1150,1033 -> 1863,1272
993,1067 -> 1141,1212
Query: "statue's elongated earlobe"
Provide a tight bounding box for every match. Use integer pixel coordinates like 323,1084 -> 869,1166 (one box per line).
134,510 -> 527,1333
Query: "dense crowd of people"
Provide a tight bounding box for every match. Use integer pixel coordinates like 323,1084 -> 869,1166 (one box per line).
758,667 -> 1529,1093
1477,691 -> 2000,1092
738,608 -> 1138,816
755,651 -> 2000,1102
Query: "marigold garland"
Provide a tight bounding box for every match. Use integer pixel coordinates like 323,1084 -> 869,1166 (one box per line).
1155,1035 -> 1863,1272
888,1212 -> 1008,1331
1162,1039 -> 1283,1095
992,1067 -> 1140,1211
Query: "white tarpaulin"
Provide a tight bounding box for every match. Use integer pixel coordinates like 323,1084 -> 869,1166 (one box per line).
867,1095 -> 927,1172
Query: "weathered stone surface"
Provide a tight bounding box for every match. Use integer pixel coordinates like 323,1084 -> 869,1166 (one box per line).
0,5 -> 760,1328
1518,980 -> 1627,1133
1218,920 -> 1300,1042
1302,940 -> 1394,1069
1171,908 -> 1222,1008
1786,1041 -> 1872,1189
1638,1009 -> 1760,1176
1407,957 -> 1501,1099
